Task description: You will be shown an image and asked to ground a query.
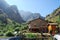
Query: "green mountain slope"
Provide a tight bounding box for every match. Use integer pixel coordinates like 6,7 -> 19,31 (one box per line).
45,7 -> 60,27
0,9 -> 28,37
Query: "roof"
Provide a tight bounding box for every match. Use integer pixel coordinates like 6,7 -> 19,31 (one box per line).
27,17 -> 47,24
48,23 -> 58,25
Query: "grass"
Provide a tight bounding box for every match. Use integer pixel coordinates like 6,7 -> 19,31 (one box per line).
0,36 -> 8,38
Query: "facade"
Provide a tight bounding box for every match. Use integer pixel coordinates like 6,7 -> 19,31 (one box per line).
47,23 -> 58,36
28,18 -> 48,33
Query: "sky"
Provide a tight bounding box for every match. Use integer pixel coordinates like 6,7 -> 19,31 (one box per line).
5,0 -> 60,17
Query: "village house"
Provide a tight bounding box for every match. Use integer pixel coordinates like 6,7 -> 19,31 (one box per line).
28,18 -> 58,35
47,23 -> 58,36
28,18 -> 48,33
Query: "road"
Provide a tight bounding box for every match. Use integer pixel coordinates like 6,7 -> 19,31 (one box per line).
0,36 -> 22,40
0,38 -> 9,40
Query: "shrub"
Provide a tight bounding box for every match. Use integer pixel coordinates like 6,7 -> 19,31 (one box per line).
25,33 -> 37,38
6,32 -> 14,37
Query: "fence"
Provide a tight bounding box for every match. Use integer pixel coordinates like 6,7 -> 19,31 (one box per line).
7,36 -> 55,40
22,33 -> 55,40
22,37 -> 54,40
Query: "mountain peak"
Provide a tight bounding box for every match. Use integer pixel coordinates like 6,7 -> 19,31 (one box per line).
0,0 -> 24,23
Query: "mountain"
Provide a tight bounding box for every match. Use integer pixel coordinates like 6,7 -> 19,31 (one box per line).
45,7 -> 60,22
20,11 -> 44,22
5,5 -> 25,23
27,13 -> 45,22
20,11 -> 33,21
0,0 -> 24,23
0,0 -> 9,11
0,9 -> 22,35
45,7 -> 60,27
0,9 -> 14,24
0,9 -> 7,24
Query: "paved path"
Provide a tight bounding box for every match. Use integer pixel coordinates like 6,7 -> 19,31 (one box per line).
0,36 -> 22,40
0,38 -> 9,40
0,37 -> 16,40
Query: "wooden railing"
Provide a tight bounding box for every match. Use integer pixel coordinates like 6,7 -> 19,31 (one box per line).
19,33 -> 55,40
22,37 -> 54,40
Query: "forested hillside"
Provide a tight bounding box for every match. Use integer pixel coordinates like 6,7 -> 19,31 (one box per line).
45,7 -> 60,27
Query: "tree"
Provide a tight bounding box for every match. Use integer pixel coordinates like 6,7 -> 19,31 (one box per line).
15,27 -> 20,33
6,32 -> 14,37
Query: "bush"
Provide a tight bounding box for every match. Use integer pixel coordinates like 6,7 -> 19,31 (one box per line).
25,33 -> 37,38
6,32 -> 14,37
